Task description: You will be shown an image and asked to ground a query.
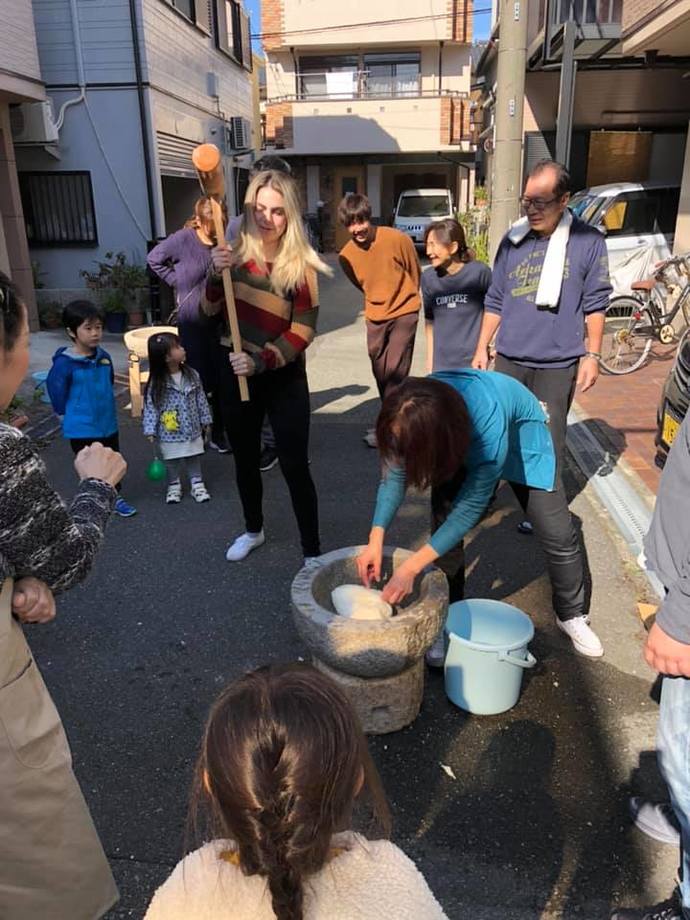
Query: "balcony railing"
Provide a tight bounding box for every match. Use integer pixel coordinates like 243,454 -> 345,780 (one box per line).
551,0 -> 622,27
269,71 -> 466,104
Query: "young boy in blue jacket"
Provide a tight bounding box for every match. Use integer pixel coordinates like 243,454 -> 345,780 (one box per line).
47,300 -> 137,517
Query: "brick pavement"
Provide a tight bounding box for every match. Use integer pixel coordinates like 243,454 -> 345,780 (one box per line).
574,342 -> 676,498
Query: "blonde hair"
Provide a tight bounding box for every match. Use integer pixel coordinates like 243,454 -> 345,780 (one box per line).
232,171 -> 332,297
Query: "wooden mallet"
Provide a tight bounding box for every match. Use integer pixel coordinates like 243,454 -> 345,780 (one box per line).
191,143 -> 249,402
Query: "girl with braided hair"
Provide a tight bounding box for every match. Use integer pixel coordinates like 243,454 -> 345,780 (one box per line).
145,664 -> 447,919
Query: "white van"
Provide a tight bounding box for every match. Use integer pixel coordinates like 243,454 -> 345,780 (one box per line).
393,188 -> 454,247
569,182 -> 680,273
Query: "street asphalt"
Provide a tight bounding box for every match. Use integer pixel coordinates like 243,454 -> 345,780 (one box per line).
23,263 -> 678,919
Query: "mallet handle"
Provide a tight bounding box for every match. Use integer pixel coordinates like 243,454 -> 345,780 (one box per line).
209,199 -> 249,403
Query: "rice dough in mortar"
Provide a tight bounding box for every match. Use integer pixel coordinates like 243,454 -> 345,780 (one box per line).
331,585 -> 393,621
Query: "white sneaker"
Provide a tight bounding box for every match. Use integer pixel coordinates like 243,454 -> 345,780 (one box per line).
166,482 -> 182,504
557,616 -> 604,658
303,556 -> 321,568
425,631 -> 446,668
363,428 -> 378,448
225,530 -> 265,562
190,481 -> 210,503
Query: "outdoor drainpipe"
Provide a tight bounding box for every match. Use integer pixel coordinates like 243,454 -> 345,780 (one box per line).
438,41 -> 444,94
128,0 -> 158,241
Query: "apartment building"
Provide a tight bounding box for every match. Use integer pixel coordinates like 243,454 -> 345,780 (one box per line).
13,0 -> 256,289
0,0 -> 44,324
476,0 -> 690,194
621,0 -> 690,252
263,0 -> 474,250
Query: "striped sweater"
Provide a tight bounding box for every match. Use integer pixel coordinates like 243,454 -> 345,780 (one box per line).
202,260 -> 319,373
0,423 -> 115,592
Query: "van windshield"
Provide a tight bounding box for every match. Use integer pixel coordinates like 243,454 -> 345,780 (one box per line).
397,195 -> 450,218
569,192 -> 604,224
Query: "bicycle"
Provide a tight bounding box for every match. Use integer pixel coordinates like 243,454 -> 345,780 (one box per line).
600,252 -> 690,375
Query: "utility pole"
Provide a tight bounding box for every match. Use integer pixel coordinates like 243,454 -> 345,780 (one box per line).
488,0 -> 528,260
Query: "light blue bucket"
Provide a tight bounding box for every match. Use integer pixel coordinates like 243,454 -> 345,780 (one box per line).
32,371 -> 51,404
444,599 -> 536,715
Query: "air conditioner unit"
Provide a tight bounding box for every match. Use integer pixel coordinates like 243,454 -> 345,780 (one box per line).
10,101 -> 59,145
227,116 -> 252,152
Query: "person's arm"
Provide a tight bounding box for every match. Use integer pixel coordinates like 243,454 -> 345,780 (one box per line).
359,840 -> 450,920
577,235 -> 611,392
194,372 -> 213,427
0,429 -> 118,593
339,253 -> 363,292
399,233 -> 422,290
357,466 -> 408,586
425,321 -> 434,374
142,388 -> 158,438
46,356 -> 71,416
472,242 -> 508,368
422,275 -> 434,373
147,233 -> 180,288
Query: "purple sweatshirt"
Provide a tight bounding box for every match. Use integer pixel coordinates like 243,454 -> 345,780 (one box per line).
147,228 -> 212,322
485,216 -> 611,368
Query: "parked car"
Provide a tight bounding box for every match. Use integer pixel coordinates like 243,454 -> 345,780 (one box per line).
654,329 -> 690,468
392,188 -> 454,247
569,182 -> 680,273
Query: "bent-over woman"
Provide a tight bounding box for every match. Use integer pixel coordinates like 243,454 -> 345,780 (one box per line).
357,371 -> 603,663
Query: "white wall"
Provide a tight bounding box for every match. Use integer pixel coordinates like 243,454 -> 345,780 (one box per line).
32,0 -> 136,85
289,98 -> 446,154
282,0 -> 452,45
17,90 -> 150,288
142,0 -> 253,123
1,0 -> 47,89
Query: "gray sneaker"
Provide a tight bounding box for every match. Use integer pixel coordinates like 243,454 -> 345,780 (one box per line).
629,797 -> 681,846
425,631 -> 446,668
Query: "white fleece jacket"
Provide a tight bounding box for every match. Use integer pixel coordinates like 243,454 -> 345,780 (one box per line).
144,833 -> 448,920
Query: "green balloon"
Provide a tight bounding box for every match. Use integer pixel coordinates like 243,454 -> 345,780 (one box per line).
147,458 -> 166,481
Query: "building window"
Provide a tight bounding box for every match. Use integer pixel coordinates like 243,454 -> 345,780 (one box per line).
216,0 -> 252,70
363,52 -> 420,97
19,171 -> 98,246
298,52 -> 420,100
299,55 -> 359,98
162,0 -> 212,33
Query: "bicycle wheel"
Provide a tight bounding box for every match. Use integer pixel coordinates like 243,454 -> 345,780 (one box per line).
600,297 -> 654,375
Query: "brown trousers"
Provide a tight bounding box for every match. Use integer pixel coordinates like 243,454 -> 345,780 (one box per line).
0,579 -> 118,919
366,311 -> 419,399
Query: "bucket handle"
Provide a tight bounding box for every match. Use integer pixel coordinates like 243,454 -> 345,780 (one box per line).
497,649 -> 537,669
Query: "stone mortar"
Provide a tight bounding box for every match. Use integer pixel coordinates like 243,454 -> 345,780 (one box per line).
291,545 -> 448,679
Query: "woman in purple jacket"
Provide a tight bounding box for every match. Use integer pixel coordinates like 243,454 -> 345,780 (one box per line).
147,197 -> 228,451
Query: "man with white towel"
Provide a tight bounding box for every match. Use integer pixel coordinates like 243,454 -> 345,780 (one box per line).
472,159 -> 611,658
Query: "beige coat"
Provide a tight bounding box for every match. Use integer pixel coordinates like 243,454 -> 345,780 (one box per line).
145,832 -> 448,919
0,579 -> 118,919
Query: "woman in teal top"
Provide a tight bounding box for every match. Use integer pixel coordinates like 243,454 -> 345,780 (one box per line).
357,370 -> 602,660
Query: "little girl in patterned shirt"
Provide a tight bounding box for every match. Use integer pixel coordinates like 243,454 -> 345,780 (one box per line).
143,332 -> 212,504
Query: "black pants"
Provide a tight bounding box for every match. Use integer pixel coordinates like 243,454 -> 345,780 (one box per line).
178,318 -> 225,444
432,358 -> 586,621
69,432 -> 122,492
366,312 -> 418,399
217,351 -> 320,557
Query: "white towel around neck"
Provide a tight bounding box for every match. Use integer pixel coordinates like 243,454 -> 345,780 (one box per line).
507,209 -> 572,308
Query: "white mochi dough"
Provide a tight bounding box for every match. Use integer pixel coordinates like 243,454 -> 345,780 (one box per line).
331,585 -> 393,620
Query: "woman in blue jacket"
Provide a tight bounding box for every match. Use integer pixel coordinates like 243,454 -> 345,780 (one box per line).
356,370 -> 603,661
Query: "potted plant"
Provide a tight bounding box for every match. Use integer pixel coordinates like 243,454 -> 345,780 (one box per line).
37,300 -> 63,330
80,252 -> 149,325
102,290 -> 128,333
